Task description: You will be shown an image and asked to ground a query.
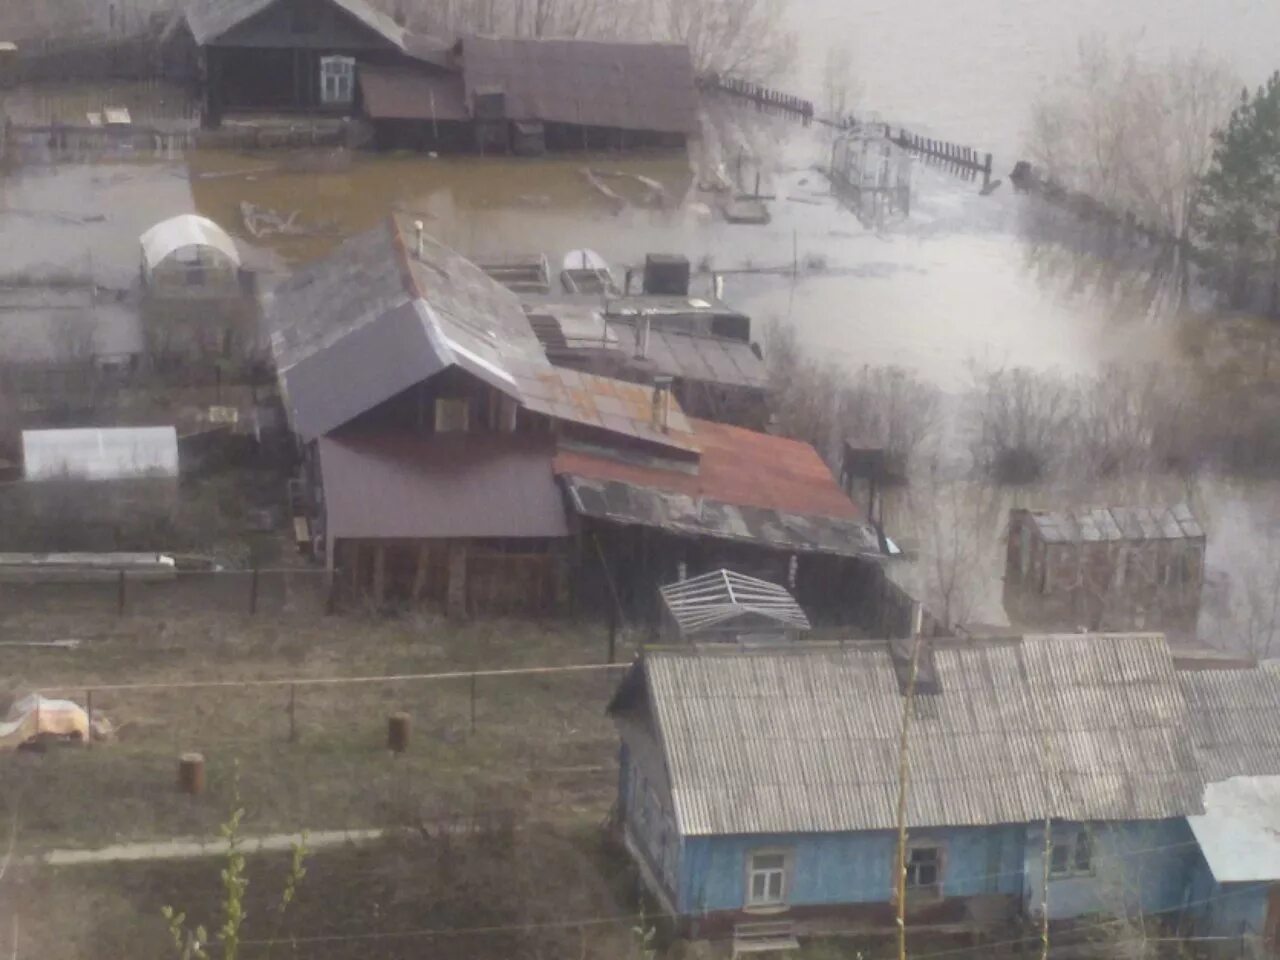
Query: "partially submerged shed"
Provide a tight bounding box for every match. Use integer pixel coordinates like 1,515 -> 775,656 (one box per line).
1004,505 -> 1206,638
659,569 -> 810,644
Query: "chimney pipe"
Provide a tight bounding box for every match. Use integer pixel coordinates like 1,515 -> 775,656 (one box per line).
635,315 -> 651,359
413,219 -> 424,259
651,375 -> 673,432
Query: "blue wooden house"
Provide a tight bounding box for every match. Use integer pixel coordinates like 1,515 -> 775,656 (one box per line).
1179,666 -> 1280,953
607,633 -> 1206,936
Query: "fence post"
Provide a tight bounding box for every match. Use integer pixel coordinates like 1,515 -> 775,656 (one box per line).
469,672 -> 477,734
116,570 -> 126,615
249,564 -> 260,615
288,683 -> 297,743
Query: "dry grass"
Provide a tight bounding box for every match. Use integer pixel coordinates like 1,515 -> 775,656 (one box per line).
6,824 -> 644,960
0,612 -> 629,849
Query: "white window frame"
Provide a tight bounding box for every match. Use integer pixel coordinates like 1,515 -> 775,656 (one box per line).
903,842 -> 944,897
320,56 -> 355,106
745,849 -> 790,909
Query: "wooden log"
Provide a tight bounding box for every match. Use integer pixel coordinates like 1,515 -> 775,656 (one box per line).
388,712 -> 410,752
178,752 -> 205,794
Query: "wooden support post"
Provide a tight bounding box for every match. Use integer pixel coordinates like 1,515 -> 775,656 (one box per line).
411,543 -> 430,603
325,570 -> 338,615
249,564 -> 260,615
372,545 -> 387,608
469,672 -> 477,734
178,753 -> 205,794
388,712 -> 410,752
288,684 -> 297,743
116,569 -> 126,615
446,542 -> 468,619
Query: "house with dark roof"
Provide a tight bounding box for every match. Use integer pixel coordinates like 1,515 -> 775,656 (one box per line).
266,216 -> 889,619
608,634 -> 1208,936
179,0 -> 452,126
1004,505 -> 1207,639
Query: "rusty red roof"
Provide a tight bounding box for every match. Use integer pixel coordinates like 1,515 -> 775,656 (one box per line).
554,419 -> 860,520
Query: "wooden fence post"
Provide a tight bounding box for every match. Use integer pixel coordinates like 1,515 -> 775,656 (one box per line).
116,570 -> 126,615
288,684 -> 297,743
249,564 -> 260,615
469,672 -> 477,734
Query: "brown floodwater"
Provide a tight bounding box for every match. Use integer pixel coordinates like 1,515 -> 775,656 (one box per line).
0,94 -> 1274,652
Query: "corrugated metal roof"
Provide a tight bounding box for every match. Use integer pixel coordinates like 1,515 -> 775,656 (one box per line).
627,634 -> 1203,836
1178,668 -> 1280,782
1029,504 -> 1204,544
660,570 -> 810,635
460,35 -> 697,134
1187,776 -> 1280,883
318,433 -> 568,540
556,418 -> 862,520
267,217 -> 701,456
22,427 -> 179,481
522,366 -> 699,454
359,65 -> 468,121
185,0 -> 407,48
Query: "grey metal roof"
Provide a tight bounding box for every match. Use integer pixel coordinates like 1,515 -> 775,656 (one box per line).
1186,776 -> 1280,883
318,433 -> 568,540
626,634 -> 1203,836
460,35 -> 697,134
1178,668 -> 1280,782
562,474 -> 882,558
185,0 -> 408,47
660,570 -> 811,636
1028,504 -> 1204,544
267,217 -> 702,455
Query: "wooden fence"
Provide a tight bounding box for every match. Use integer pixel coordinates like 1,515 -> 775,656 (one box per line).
699,73 -> 815,124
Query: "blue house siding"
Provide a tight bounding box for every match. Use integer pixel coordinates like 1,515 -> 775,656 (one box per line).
1185,851 -> 1273,940
1022,820 -> 1196,920
678,825 -> 1026,914
618,742 -> 681,910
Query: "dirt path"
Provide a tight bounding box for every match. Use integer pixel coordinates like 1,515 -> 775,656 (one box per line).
32,828 -> 385,866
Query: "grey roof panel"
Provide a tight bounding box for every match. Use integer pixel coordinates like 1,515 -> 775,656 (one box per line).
1179,668 -> 1280,782
1029,505 -> 1205,544
627,634 -> 1204,836
461,35 -> 697,134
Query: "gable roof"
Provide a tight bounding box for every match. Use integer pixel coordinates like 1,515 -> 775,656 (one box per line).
1178,666 -> 1280,782
1024,505 -> 1204,544
266,217 -> 699,455
184,0 -> 407,48
615,634 -> 1204,836
460,35 -> 698,134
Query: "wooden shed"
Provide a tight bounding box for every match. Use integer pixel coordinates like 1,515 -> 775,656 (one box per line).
658,569 -> 811,644
1003,505 -> 1206,638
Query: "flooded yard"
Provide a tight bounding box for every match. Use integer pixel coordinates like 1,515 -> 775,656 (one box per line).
0,87 -> 1275,654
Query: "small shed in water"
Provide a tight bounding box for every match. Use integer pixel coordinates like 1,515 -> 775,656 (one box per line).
1004,505 -> 1205,638
659,570 -> 810,644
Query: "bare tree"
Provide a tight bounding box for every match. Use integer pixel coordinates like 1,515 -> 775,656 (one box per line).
649,0 -> 797,81
1030,37 -> 1235,240
821,43 -> 860,124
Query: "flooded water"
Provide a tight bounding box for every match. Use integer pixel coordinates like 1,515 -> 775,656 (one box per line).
790,0 -> 1280,165
0,74 -> 1276,651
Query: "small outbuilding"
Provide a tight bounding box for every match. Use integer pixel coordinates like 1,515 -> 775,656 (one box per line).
22,427 -> 179,481
140,214 -> 242,296
659,569 -> 810,644
1004,504 -> 1206,638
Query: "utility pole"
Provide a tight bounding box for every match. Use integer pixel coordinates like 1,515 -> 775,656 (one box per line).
894,604 -> 924,960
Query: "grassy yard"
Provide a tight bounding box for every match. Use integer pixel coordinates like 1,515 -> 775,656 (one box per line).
0,610 -> 630,849
5,824 -> 646,960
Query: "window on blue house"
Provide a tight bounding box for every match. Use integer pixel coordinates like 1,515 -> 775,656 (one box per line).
746,850 -> 789,907
1049,831 -> 1093,877
905,845 -> 942,893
